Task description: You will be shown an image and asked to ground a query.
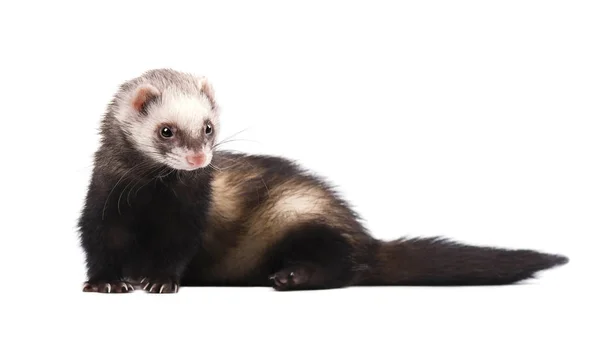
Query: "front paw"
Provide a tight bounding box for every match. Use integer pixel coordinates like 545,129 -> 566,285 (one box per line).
83,280 -> 134,293
140,278 -> 179,293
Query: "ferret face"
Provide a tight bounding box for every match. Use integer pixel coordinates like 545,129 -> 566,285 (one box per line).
143,92 -> 218,170
116,74 -> 219,171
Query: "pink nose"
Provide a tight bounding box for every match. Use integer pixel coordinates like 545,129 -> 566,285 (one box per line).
186,154 -> 205,167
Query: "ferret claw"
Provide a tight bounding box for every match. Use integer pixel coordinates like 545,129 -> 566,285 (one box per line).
139,278 -> 179,294
82,280 -> 134,293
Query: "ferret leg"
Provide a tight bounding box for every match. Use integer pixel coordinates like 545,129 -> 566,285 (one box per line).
80,224 -> 135,293
80,248 -> 134,293
266,222 -> 356,291
137,242 -> 200,293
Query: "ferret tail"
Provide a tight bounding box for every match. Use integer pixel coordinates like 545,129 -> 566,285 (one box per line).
360,237 -> 569,286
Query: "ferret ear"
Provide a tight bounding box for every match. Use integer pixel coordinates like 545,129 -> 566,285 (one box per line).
197,76 -> 216,109
131,84 -> 160,115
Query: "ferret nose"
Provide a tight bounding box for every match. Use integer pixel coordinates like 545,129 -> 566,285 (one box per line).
186,153 -> 206,167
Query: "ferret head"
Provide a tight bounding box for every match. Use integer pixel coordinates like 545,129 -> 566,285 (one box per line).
113,69 -> 219,171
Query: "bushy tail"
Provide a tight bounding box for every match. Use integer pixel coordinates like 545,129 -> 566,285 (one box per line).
361,237 -> 569,286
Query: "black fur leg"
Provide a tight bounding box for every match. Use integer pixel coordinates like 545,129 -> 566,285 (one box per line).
137,251 -> 192,293
79,243 -> 129,293
266,222 -> 356,291
83,280 -> 134,293
78,169 -> 210,294
140,278 -> 179,293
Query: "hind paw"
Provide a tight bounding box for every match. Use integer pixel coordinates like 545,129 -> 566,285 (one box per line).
82,281 -> 134,293
269,266 -> 312,291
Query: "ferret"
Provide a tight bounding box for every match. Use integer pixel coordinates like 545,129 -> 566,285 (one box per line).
78,68 -> 568,293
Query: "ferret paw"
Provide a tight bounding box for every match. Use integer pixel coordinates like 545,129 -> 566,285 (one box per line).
140,278 -> 179,293
269,266 -> 311,291
82,281 -> 134,293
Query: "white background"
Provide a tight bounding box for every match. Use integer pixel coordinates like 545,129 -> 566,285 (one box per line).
0,1 -> 598,337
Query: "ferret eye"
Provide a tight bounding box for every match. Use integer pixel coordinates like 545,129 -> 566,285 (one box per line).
205,123 -> 213,135
160,127 -> 174,138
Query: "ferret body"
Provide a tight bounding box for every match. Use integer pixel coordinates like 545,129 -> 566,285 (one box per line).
78,69 -> 568,293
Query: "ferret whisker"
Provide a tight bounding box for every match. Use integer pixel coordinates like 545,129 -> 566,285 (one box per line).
207,156 -> 254,170
132,168 -> 164,198
212,139 -> 261,151
215,136 -> 260,146
128,165 -> 166,204
118,162 -> 162,211
209,164 -> 222,171
164,169 -> 176,182
156,168 -> 170,179
117,176 -> 139,215
216,127 -> 251,145
102,162 -> 148,220
176,170 -> 189,187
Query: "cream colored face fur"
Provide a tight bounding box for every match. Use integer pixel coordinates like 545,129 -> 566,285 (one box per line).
114,76 -> 219,171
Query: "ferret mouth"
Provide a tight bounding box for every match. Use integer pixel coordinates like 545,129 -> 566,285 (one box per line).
181,164 -> 209,171
166,162 -> 211,171
165,152 -> 212,171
